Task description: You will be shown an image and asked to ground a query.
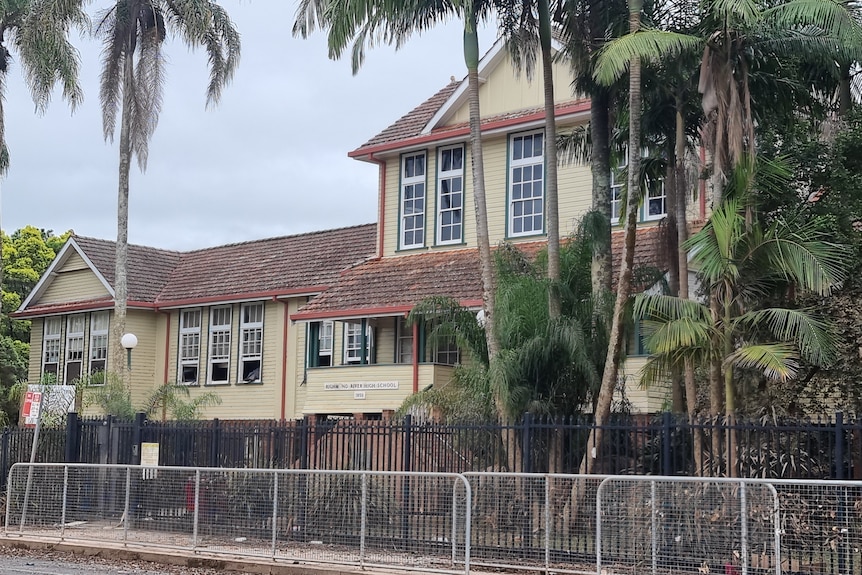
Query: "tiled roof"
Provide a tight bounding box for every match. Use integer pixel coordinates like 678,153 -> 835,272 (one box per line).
293,248 -> 486,320
296,227 -> 675,320
156,224 -> 377,303
23,225 -> 377,315
356,81 -> 459,150
73,236 -> 182,302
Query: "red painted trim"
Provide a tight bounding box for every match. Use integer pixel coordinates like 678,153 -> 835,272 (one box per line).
160,309 -> 171,384
412,321 -> 419,394
350,100 -> 591,159
279,299 -> 290,421
370,153 -> 386,258
292,298 -> 484,322
154,287 -> 328,309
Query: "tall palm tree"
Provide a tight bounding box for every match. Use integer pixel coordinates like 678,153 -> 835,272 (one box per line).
577,0 -> 642,476
594,0 -> 862,205
300,0 -> 500,363
635,159 -> 846,474
95,0 -> 240,373
0,0 -> 88,318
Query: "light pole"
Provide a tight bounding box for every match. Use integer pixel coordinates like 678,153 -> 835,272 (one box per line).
121,333 -> 138,390
121,333 -> 138,369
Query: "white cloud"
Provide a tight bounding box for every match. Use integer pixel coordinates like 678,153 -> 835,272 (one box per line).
2,2 -> 494,250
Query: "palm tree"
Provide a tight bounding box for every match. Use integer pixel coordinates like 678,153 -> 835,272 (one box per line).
0,0 -> 88,328
577,0 -> 643,476
299,0 -> 500,358
95,0 -> 240,373
594,0 -> 862,205
635,159 -> 847,474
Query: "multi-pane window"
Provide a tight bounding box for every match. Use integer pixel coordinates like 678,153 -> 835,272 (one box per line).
400,152 -> 426,249
437,146 -> 464,244
344,322 -> 373,365
179,309 -> 202,385
240,303 -> 263,383
89,312 -> 109,377
434,337 -> 460,366
318,321 -> 333,367
645,178 -> 666,220
64,315 -> 85,384
397,318 -> 413,364
509,131 -> 544,236
42,317 -> 62,379
208,306 -> 232,384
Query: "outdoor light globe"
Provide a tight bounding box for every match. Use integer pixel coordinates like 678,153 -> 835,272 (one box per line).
121,333 -> 138,350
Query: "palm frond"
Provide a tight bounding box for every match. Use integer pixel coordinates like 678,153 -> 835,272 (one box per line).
293,0 -> 330,38
96,5 -> 125,142
593,28 -> 701,85
764,0 -> 862,47
724,342 -> 799,382
737,307 -> 837,367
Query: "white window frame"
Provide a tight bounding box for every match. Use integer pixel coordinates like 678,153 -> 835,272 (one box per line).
64,315 -> 85,384
179,309 -> 202,385
208,306 -> 232,385
344,322 -> 373,365
318,320 -> 333,367
437,145 -> 464,245
508,130 -> 545,237
644,177 -> 667,221
400,152 -> 426,249
42,317 -> 62,380
88,311 -> 109,380
239,302 -> 263,383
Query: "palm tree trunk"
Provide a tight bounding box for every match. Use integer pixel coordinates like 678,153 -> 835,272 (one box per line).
590,91 -> 613,294
579,0 -> 642,476
111,40 -> 134,384
538,0 -> 561,319
674,103 -> 703,475
463,13 -> 496,364
839,62 -> 852,116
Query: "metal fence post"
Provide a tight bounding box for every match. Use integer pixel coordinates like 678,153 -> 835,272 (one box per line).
360,473 -> 368,567
650,480 -> 657,575
131,412 -> 145,466
401,414 -> 413,545
65,413 -> 79,464
0,428 -> 9,489
522,413 -> 533,474
741,481 -> 748,575
662,412 -> 672,476
209,419 -> 220,468
271,470 -> 279,559
835,412 -> 845,480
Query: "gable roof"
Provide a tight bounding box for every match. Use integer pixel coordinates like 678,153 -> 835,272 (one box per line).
156,224 -> 377,305
16,224 -> 378,317
350,38 -> 588,160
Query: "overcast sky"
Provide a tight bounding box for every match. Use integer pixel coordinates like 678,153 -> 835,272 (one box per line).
2,2 -> 495,251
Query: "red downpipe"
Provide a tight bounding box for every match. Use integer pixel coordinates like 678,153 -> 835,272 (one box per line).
412,320 -> 419,393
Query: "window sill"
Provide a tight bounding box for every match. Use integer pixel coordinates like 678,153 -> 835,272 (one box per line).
235,380 -> 264,386
205,382 -> 231,387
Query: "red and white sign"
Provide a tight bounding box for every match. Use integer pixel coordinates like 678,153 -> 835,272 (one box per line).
21,391 -> 43,427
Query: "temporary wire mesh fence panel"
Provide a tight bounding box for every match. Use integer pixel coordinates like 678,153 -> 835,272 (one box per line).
464,473 -> 605,574
4,464 -> 471,574
597,476 -> 779,575
769,479 -> 862,575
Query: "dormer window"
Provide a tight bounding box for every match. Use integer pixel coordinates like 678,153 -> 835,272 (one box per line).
400,152 -> 426,249
508,131 -> 544,237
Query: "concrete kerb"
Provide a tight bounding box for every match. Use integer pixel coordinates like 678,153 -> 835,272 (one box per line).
0,535 -> 439,575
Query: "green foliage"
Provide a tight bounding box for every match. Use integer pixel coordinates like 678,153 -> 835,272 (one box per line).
635,158 -> 847,415
83,375 -> 222,421
404,217 -> 616,421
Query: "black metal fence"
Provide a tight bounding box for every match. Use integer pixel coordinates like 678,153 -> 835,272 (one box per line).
1,412 -> 861,489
